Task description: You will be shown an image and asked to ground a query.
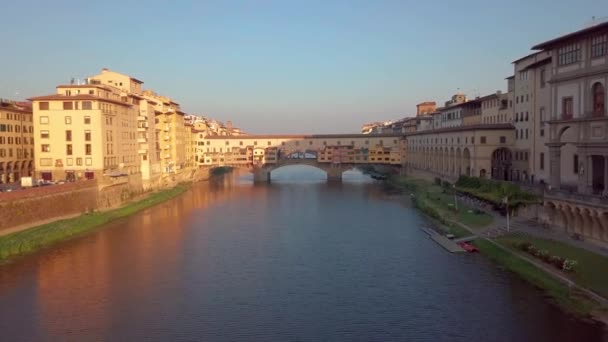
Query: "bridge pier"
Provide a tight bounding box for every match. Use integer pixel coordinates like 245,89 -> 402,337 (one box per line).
326,165 -> 343,182
253,168 -> 271,183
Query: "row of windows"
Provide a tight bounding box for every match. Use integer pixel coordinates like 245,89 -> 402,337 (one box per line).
410,136 -> 487,145
515,94 -> 529,104
0,148 -> 33,158
515,129 -> 529,140
38,101 -> 93,111
0,136 -> 30,145
0,124 -> 33,133
39,157 -> 92,167
0,112 -> 32,121
205,139 -> 395,147
558,43 -> 581,66
483,114 -> 509,124
515,112 -> 529,122
591,34 -> 608,58
40,116 -> 91,125
38,130 -> 91,141
40,144 -> 91,155
514,151 -> 529,161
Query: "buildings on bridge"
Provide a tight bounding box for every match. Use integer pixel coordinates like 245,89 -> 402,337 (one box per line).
197,134 -> 405,168
0,99 -> 34,184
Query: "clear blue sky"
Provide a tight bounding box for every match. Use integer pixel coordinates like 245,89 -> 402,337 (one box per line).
1,0 -> 606,133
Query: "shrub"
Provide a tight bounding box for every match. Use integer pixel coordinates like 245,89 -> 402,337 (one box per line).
562,259 -> 578,272
549,255 -> 564,269
434,177 -> 441,186
516,241 -> 532,251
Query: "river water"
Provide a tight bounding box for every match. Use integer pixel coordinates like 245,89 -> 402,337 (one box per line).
0,167 -> 606,341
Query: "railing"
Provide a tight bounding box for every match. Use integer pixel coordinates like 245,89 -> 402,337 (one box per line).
544,187 -> 608,208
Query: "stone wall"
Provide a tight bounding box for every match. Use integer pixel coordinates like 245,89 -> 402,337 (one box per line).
0,166 -> 211,234
0,181 -> 99,233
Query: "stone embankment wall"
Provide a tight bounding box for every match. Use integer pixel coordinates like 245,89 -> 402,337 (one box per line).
0,181 -> 99,233
0,167 -> 212,234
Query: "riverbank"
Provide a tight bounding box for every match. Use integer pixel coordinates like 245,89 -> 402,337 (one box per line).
388,175 -> 608,322
0,183 -> 191,263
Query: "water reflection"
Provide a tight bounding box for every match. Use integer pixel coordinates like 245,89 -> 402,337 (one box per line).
0,167 -> 605,341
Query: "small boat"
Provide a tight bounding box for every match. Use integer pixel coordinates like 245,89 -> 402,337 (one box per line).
458,242 -> 478,253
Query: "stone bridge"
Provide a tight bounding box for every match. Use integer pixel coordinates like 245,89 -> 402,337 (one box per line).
197,133 -> 405,182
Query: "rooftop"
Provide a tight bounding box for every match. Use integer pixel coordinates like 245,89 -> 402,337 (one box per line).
532,21 -> 608,50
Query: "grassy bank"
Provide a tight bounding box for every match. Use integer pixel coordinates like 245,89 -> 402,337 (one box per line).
389,176 -> 492,237
497,234 -> 608,299
474,238 -> 601,317
0,183 -> 190,262
391,175 -> 605,318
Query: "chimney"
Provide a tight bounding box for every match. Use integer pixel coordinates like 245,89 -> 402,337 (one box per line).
101,68 -> 109,72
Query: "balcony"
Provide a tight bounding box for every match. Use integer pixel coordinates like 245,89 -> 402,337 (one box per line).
137,127 -> 146,132
138,148 -> 148,154
137,138 -> 147,143
137,115 -> 147,121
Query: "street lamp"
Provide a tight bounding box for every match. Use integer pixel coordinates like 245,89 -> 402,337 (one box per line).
453,184 -> 458,211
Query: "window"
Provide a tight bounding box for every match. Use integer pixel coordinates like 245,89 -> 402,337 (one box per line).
540,69 -> 546,88
499,136 -> 506,143
40,130 -> 49,139
540,129 -> 545,137
66,130 -> 72,141
41,144 -> 50,152
83,101 -> 92,110
85,158 -> 92,166
40,116 -> 49,124
558,43 -> 581,65
66,144 -> 73,155
65,116 -> 72,124
39,102 -> 49,110
63,102 -> 73,110
85,144 -> 92,155
480,136 -> 486,144
67,158 -> 73,166
573,154 -> 579,174
39,158 -> 52,166
84,116 -> 91,124
540,153 -> 545,170
525,112 -> 529,121
77,158 -> 83,166
562,97 -> 573,119
592,82 -> 605,117
88,90 -> 94,95
591,34 -> 608,58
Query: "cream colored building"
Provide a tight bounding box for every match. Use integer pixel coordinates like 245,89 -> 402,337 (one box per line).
0,99 -> 34,183
143,91 -> 188,175
511,51 -> 552,183
407,125 -> 515,179
527,21 -> 608,246
29,69 -> 166,189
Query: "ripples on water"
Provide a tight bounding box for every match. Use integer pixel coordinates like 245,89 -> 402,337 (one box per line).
0,166 -> 606,341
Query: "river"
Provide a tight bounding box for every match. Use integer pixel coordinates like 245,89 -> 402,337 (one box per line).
0,166 -> 606,341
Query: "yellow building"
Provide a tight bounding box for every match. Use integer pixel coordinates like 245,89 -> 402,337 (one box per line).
144,91 -> 188,175
28,69 -> 167,186
0,99 -> 34,183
